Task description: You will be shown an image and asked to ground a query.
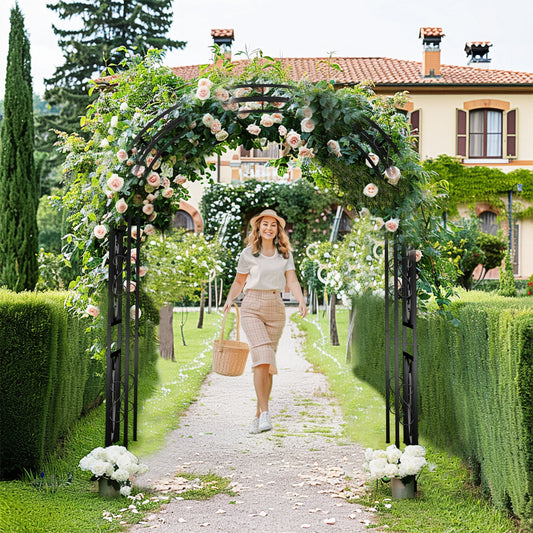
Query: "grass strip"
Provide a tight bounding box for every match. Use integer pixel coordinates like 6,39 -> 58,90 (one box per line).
0,310 -> 229,533
293,308 -> 520,533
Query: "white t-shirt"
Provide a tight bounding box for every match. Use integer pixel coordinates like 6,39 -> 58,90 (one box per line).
236,246 -> 295,292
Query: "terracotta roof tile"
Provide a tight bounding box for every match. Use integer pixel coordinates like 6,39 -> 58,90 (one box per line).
419,27 -> 444,38
171,57 -> 533,86
466,41 -> 492,47
211,29 -> 234,38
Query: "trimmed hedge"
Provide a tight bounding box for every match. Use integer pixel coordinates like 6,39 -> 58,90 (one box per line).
0,289 -> 157,479
352,291 -> 533,523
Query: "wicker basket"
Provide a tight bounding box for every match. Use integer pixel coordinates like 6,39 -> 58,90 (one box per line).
212,304 -> 249,376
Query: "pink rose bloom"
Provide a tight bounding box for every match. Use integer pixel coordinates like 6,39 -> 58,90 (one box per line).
215,130 -> 228,141
210,119 -> 222,134
142,203 -> 154,215
162,188 -> 174,199
147,172 -> 161,188
415,250 -> 423,262
146,193 -> 156,202
130,306 -> 142,320
286,130 -> 302,149
363,183 -> 379,198
214,88 -> 229,101
131,226 -> 142,239
130,249 -> 138,263
198,78 -> 213,88
86,304 -> 100,318
302,106 -> 313,118
105,189 -> 114,199
247,124 -> 261,136
173,176 -> 187,185
271,113 -> 283,123
298,146 -> 314,158
139,266 -> 149,277
384,166 -> 402,185
202,113 -> 215,127
366,153 -> 380,168
116,198 -> 128,214
228,102 -> 239,111
301,118 -> 315,133
106,174 -> 124,192
260,114 -> 274,128
148,212 -> 158,222
117,149 -> 128,162
196,86 -> 210,101
132,164 -> 145,177
124,280 -> 136,293
143,224 -> 156,236
146,155 -> 161,170
278,125 -> 287,137
93,225 -> 107,239
327,140 -> 342,157
385,218 -> 400,232
238,110 -> 250,119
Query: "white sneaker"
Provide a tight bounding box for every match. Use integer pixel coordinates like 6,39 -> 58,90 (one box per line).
258,411 -> 272,432
249,417 -> 260,434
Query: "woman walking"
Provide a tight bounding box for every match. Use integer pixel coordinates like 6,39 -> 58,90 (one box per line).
223,209 -> 307,433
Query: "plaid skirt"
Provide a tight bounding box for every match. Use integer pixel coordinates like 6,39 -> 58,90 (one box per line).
240,289 -> 286,374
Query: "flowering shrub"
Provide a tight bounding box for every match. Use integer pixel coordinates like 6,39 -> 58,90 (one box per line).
302,215 -> 386,307
363,444 -> 429,480
79,445 -> 148,497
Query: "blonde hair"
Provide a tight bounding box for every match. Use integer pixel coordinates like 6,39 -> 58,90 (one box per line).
246,215 -> 292,259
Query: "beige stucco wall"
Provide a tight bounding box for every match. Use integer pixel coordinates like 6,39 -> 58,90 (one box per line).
409,92 -> 533,171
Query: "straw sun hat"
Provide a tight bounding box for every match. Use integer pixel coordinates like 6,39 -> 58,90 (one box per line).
250,209 -> 286,230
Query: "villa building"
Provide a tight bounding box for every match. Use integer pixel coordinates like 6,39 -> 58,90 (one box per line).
172,27 -> 533,278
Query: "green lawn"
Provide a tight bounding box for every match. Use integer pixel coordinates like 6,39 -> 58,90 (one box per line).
294,308 -> 520,533
0,309 -> 228,533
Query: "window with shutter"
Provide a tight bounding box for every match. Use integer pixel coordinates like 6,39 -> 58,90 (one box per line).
468,109 -> 503,158
408,109 -> 421,153
504,109 -> 518,159
456,109 -> 468,157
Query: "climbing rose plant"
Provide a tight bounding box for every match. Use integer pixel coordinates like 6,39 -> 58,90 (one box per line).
55,49 -> 452,354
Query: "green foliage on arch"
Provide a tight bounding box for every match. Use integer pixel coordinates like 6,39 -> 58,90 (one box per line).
55,49 -> 452,350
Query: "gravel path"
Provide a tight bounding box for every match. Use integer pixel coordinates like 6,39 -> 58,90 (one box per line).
127,310 -> 379,532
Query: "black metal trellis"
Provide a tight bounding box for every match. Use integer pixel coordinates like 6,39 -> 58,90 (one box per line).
384,236 -> 418,448
105,209 -> 142,447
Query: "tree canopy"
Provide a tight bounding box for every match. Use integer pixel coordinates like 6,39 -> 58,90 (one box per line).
0,4 -> 39,291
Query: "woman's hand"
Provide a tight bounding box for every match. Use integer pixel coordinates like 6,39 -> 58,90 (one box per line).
298,300 -> 307,318
222,300 -> 232,314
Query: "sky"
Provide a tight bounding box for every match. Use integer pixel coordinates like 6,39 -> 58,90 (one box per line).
0,0 -> 532,98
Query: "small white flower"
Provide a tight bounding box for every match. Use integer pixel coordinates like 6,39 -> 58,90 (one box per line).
119,101 -> 129,112
110,116 -> 119,128
384,166 -> 401,185
363,183 -> 378,198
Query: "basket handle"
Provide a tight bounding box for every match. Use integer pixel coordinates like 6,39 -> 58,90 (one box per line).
219,303 -> 241,343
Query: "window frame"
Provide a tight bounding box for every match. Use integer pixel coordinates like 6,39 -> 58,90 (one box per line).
468,108 -> 503,159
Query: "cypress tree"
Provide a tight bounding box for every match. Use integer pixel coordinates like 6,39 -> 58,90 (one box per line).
0,4 -> 39,291
43,0 -> 186,135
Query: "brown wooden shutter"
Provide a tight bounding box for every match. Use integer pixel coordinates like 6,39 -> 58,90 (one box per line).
456,109 -> 468,157
504,109 -> 518,159
409,109 -> 421,153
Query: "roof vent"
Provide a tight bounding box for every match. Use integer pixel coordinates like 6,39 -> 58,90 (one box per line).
465,41 -> 492,64
419,27 -> 444,77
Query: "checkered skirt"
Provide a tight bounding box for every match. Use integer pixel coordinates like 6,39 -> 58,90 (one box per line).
240,290 -> 286,374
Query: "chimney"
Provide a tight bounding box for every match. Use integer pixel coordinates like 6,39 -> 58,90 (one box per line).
419,27 -> 444,77
465,41 -> 492,65
211,29 -> 235,62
